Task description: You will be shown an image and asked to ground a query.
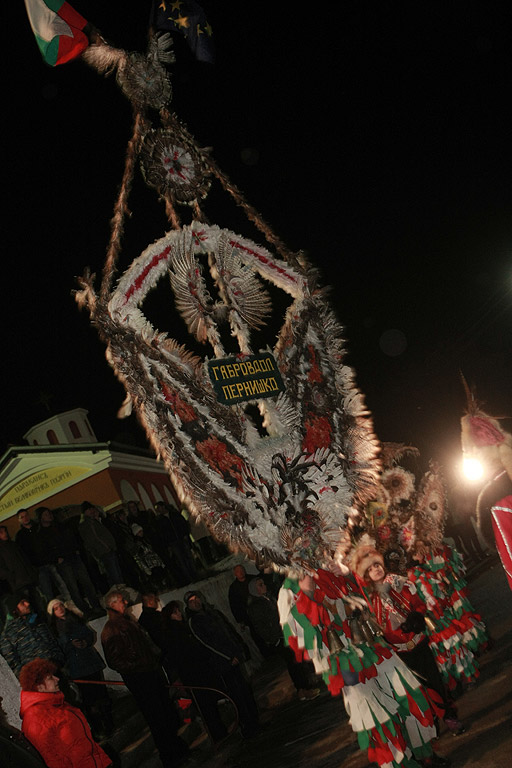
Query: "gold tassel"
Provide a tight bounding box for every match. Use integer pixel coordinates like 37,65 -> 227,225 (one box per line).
424,615 -> 436,632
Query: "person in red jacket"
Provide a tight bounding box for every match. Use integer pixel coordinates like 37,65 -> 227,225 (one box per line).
19,657 -> 112,768
354,545 -> 465,736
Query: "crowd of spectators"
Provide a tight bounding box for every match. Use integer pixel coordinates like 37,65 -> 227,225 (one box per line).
0,501 -> 277,766
0,499 -> 220,627
0,500 -> 326,767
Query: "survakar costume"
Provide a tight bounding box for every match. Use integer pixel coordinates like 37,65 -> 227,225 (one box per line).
279,570 -> 442,768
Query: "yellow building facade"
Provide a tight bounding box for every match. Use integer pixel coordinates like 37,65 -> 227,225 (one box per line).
0,409 -> 177,534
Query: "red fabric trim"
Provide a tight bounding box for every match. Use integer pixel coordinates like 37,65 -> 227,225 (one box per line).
286,634 -> 304,663
59,2 -> 88,30
367,721 -> 408,767
424,687 -> 445,719
228,239 -> 298,283
295,589 -> 332,628
56,33 -> 88,64
492,499 -> 512,591
123,245 -> 172,303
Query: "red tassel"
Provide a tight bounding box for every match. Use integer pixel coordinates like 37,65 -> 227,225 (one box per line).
424,687 -> 445,719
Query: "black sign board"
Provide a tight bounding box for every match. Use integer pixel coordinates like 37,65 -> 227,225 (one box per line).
208,353 -> 285,405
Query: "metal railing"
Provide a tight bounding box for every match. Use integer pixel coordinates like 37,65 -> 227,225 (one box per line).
72,678 -> 239,749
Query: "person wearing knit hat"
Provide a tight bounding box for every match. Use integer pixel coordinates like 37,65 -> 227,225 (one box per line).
0,595 -> 64,677
354,543 -> 465,737
19,658 -> 112,768
46,597 -> 83,617
47,599 -> 113,739
352,545 -> 385,581
3,591 -> 27,617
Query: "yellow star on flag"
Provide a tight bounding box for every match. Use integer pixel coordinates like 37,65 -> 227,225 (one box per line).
174,14 -> 189,29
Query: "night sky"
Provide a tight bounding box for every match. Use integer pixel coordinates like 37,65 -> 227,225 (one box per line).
4,2 -> 512,483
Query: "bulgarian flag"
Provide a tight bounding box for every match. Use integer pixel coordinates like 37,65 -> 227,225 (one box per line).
24,0 -> 89,66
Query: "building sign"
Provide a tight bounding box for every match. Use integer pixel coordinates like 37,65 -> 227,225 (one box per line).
208,353 -> 285,405
0,466 -> 89,517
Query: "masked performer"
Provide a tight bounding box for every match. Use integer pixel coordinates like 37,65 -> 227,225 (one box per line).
461,407 -> 512,592
279,570 -> 450,768
354,546 -> 465,737
407,543 -> 484,692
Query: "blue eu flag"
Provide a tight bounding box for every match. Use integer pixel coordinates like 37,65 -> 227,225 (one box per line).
152,0 -> 214,64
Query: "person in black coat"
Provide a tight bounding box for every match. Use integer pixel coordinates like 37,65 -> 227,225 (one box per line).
0,527 -> 42,618
161,600 -> 228,744
48,599 -> 113,739
33,509 -> 102,617
154,502 -> 197,586
247,577 -> 320,700
184,591 -> 259,739
138,592 -> 166,651
16,509 -> 66,605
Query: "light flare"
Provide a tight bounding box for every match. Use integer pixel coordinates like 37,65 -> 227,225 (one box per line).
462,456 -> 484,482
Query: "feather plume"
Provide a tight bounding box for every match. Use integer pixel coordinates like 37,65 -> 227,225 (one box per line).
82,42 -> 127,75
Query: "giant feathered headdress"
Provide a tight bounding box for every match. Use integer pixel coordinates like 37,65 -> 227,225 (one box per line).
73,27 -> 380,572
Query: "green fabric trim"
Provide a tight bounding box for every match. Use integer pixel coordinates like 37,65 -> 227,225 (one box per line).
289,603 -> 322,650
35,35 -> 58,67
412,742 -> 434,759
357,728 -> 370,750
48,0 -> 67,12
282,577 -> 299,593
404,755 -> 423,767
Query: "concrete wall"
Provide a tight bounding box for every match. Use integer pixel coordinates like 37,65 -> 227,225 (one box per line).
89,565 -> 262,681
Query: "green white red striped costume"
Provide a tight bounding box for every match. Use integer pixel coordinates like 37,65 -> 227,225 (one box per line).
278,570 -> 439,768
408,545 -> 487,689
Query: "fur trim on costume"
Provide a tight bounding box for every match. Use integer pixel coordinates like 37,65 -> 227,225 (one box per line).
462,413 -> 512,483
353,545 -> 384,579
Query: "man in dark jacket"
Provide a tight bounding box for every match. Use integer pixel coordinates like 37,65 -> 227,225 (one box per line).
228,565 -> 251,628
138,592 -> 165,651
161,601 -> 228,744
15,509 -> 66,604
247,577 -> 320,700
185,590 -> 259,738
0,527 -> 38,597
78,502 -> 124,587
154,502 -> 197,585
228,564 -> 268,656
101,591 -> 188,768
34,508 -> 102,617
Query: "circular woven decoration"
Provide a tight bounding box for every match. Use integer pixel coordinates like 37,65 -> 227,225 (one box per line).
140,129 -> 211,204
117,53 -> 172,110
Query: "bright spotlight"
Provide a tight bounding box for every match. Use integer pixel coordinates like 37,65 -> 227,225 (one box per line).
463,457 -> 484,482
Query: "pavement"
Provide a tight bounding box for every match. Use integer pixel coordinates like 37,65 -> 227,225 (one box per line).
136,555 -> 512,768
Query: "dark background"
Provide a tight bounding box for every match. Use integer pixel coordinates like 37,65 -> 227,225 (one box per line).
4,1 -> 512,483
